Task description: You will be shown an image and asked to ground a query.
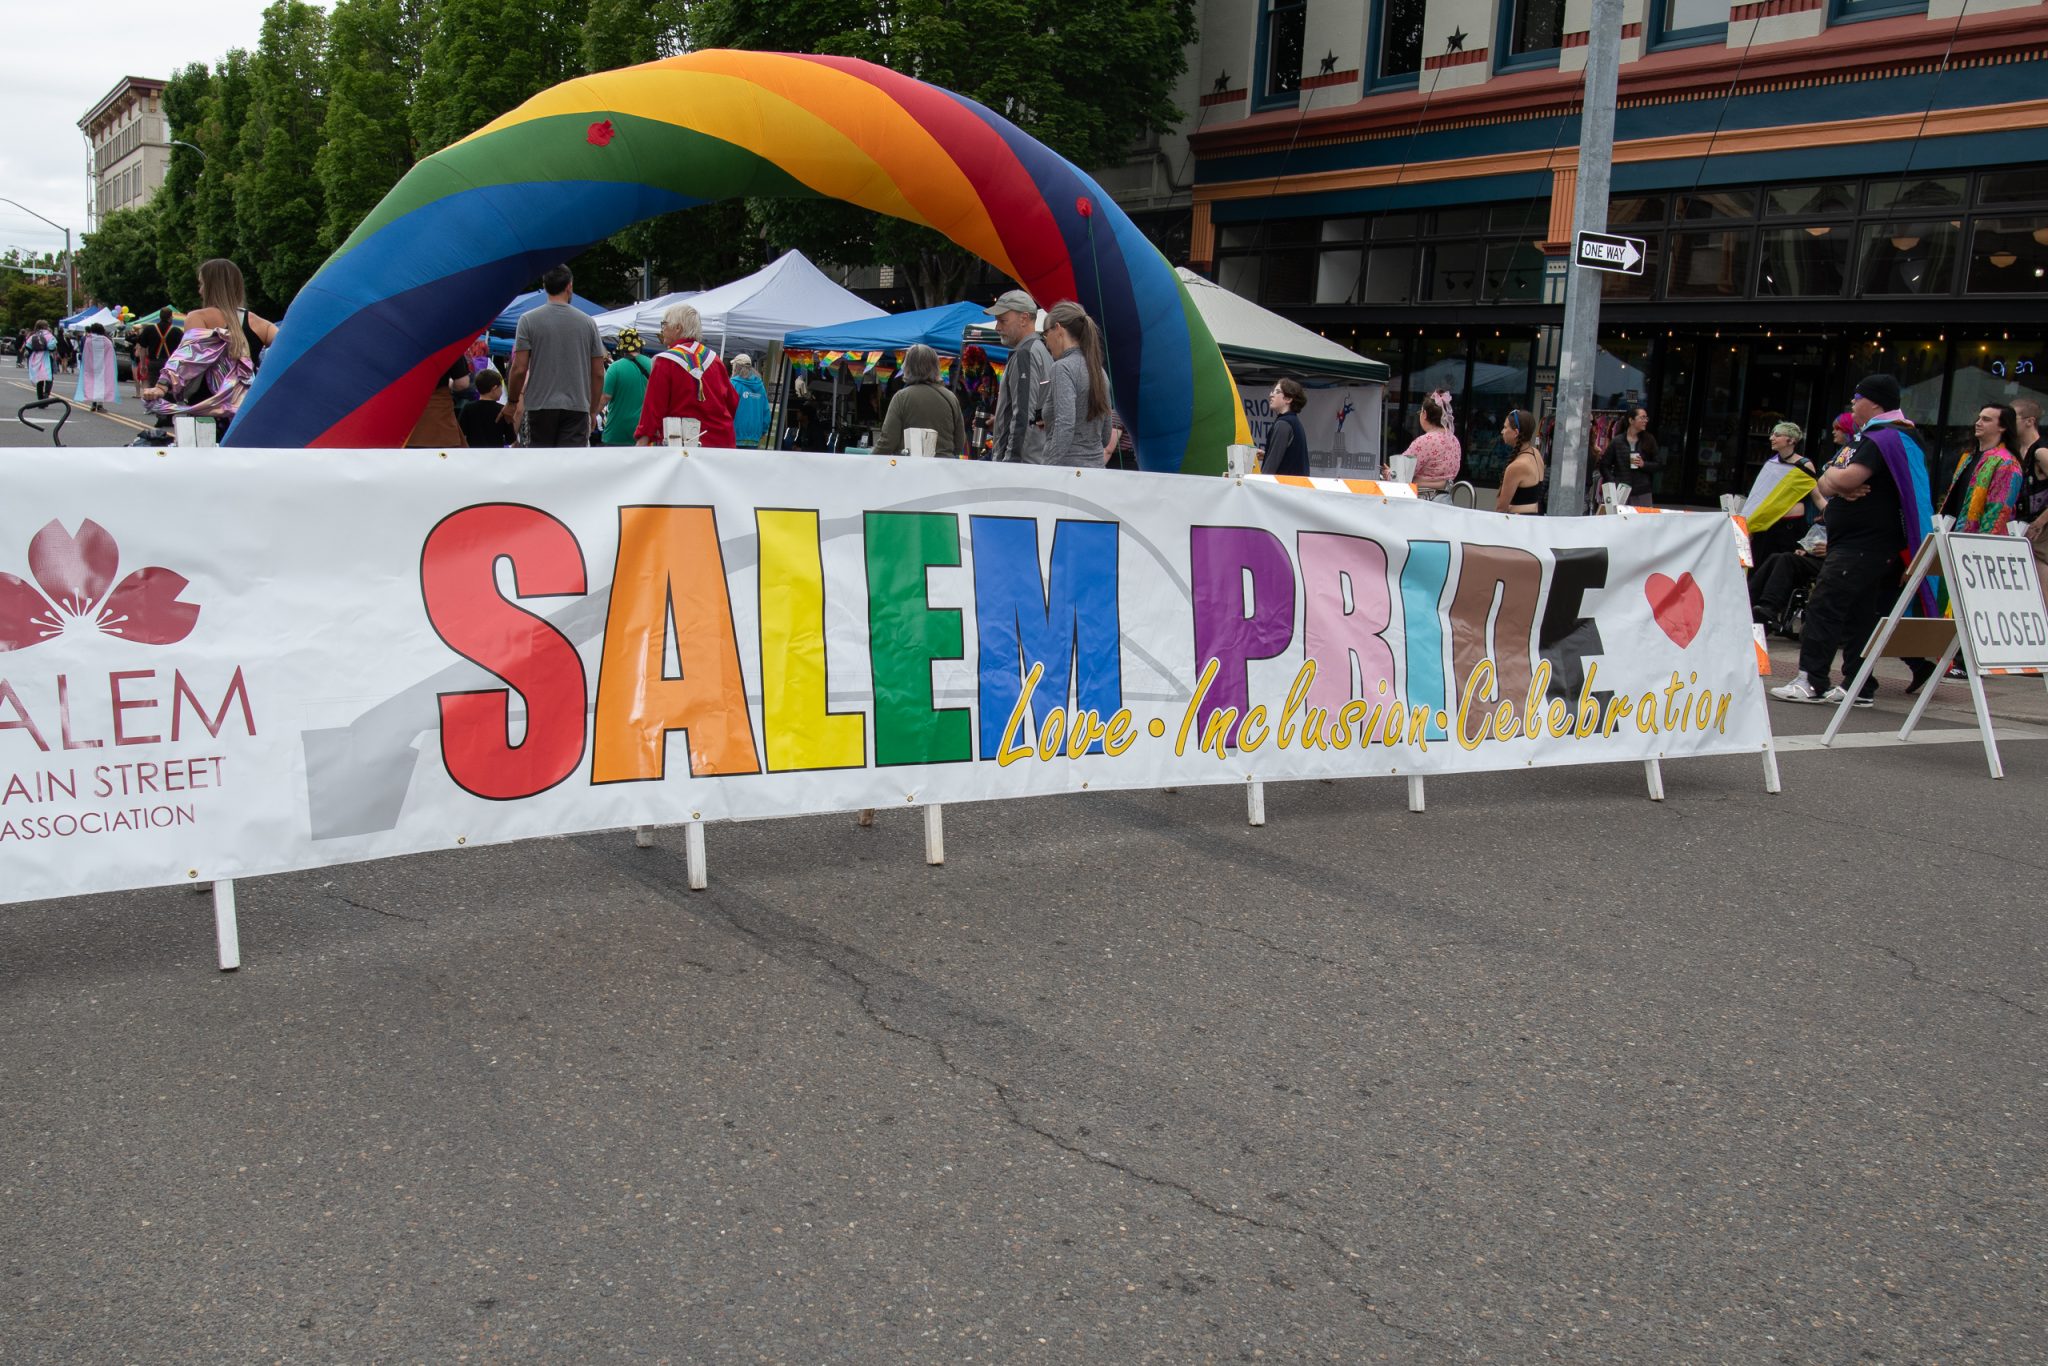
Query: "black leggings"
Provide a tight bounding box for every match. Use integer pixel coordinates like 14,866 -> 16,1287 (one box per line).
34,380 -> 52,401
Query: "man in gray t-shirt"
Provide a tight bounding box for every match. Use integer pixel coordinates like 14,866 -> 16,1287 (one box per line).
508,263 -> 607,446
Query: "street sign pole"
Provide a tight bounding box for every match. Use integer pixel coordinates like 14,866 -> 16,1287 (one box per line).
1547,0 -> 1625,517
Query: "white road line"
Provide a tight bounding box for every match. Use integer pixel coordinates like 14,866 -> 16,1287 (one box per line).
1776,727 -> 2048,752
4,375 -> 150,432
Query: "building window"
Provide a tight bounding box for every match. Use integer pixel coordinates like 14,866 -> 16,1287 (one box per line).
1363,247 -> 1417,304
1421,241 -> 1484,302
1828,0 -> 1928,21
1370,0 -> 1426,88
1964,217 -> 2048,294
1765,183 -> 1858,217
1483,240 -> 1547,302
1255,0 -> 1307,109
1757,226 -> 1852,297
1856,220 -> 1963,295
1499,0 -> 1569,68
1651,0 -> 1730,47
1668,230 -> 1755,297
1866,176 -> 1963,215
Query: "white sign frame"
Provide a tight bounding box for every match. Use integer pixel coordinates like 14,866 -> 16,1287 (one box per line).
1822,518 -> 2048,778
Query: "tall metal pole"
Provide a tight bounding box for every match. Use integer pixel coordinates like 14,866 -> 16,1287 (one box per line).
0,197 -> 76,317
1547,0 -> 1625,516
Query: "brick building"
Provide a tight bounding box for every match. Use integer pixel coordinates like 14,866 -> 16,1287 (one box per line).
79,76 -> 170,231
1104,1 -> 2048,500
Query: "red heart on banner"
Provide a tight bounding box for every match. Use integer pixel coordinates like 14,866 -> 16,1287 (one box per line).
1645,572 -> 1704,648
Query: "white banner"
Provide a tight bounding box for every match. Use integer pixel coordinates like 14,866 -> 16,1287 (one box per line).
0,448 -> 1767,902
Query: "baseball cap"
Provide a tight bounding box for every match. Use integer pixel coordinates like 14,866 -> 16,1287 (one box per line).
732,353 -> 753,367
986,288 -> 1038,318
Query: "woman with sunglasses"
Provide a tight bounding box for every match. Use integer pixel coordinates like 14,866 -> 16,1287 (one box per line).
1495,408 -> 1547,514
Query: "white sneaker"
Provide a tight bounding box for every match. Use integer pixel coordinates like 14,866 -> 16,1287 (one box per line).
1770,676 -> 1826,703
1822,684 -> 1876,708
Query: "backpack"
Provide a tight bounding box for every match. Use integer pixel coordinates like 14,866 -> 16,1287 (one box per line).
2023,440 -> 2048,523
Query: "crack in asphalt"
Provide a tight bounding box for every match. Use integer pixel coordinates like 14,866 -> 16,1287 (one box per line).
1174,911 -> 1357,970
329,893 -> 426,924
825,952 -> 1446,1347
1866,942 -> 2040,1019
568,832 -> 1446,1348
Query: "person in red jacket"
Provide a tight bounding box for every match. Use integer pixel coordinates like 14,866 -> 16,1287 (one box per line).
635,302 -> 739,448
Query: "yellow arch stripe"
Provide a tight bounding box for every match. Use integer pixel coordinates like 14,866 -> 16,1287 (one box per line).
462,54 -> 1017,279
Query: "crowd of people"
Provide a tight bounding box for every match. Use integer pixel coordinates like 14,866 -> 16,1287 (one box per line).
1755,374 -> 2048,706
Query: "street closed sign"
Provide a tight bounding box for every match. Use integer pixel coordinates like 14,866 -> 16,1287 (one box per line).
1947,532 -> 2048,669
1575,230 -> 1646,275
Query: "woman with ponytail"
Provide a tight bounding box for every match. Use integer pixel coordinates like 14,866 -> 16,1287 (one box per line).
1495,407 -> 1548,514
141,258 -> 276,439
1040,300 -> 1113,467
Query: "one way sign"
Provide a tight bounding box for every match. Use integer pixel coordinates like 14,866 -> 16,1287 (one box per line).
1574,230 -> 1646,275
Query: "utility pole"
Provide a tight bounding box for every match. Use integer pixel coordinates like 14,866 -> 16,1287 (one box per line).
0,197 -> 75,317
1547,0 -> 1624,516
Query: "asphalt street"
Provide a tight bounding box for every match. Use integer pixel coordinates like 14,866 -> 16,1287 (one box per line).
0,369 -> 156,448
3,647 -> 2043,1363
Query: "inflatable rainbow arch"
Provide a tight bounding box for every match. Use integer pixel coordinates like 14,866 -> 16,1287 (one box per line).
227,50 -> 1251,473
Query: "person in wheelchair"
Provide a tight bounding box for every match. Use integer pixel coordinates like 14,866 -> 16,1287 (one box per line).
1383,389 -> 1461,498
1749,522 -> 1826,638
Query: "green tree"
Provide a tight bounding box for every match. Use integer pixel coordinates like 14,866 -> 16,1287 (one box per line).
192,51 -> 254,275
692,0 -> 1198,306
412,0 -> 589,157
318,0 -> 428,253
236,1 -> 330,313
574,0 -> 753,302
155,62 -> 212,301
3,280 -> 69,336
78,203 -> 168,308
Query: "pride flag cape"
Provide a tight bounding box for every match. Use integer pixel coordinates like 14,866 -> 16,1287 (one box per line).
1866,421 -> 1940,616
1740,459 -> 1816,533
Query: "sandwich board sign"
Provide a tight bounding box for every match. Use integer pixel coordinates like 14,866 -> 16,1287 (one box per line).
1574,231 -> 1646,275
1823,520 -> 2048,777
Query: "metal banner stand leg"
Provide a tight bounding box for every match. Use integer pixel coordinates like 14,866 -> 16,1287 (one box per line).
924,805 -> 945,865
1246,779 -> 1266,826
1643,759 -> 1665,802
213,879 -> 240,971
1961,659 -> 2006,779
685,821 -> 707,890
177,415 -> 237,968
1406,775 -> 1425,813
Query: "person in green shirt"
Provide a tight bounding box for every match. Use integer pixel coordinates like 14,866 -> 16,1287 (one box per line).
598,327 -> 655,445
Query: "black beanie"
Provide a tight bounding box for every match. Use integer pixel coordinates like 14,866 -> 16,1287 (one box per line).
1854,373 -> 1902,412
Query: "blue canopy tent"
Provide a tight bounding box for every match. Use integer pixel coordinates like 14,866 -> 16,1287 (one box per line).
777,302 -> 1013,454
782,301 -> 999,356
486,290 -> 607,360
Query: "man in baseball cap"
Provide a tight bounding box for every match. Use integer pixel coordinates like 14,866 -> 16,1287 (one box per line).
986,288 -> 1051,463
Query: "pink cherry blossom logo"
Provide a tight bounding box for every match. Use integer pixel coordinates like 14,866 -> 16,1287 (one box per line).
0,519 -> 200,652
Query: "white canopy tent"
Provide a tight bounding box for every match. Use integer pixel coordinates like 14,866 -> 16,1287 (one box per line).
635,251 -> 885,356
64,306 -> 121,331
592,291 -> 695,342
1172,267 -> 1390,472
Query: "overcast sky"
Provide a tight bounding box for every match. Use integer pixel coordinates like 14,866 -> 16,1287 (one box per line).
0,0 -> 274,255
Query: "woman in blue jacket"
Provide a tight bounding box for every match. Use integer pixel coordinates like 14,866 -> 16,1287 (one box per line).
730,353 -> 770,448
